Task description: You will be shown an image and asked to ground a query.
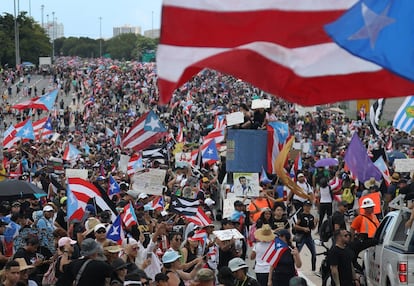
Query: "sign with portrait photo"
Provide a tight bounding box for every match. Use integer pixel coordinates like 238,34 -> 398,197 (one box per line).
232,173 -> 260,197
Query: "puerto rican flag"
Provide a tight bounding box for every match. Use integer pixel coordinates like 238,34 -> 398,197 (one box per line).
127,153 -> 143,176
374,156 -> 391,187
33,117 -> 54,140
122,202 -> 138,228
262,237 -> 289,268
107,215 -> 124,245
203,126 -> 225,144
67,177 -> 117,222
84,96 -> 95,108
201,139 -> 219,165
108,174 -> 121,197
12,89 -> 58,111
176,123 -> 184,143
3,119 -> 29,149
267,122 -> 289,174
156,0 -> 414,106
213,114 -> 226,130
62,143 -> 81,161
151,196 -> 165,211
122,110 -> 167,152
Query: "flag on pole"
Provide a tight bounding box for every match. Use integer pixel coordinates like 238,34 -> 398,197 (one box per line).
201,139 -> 219,165
62,143 -> 81,161
262,237 -> 289,268
15,120 -> 35,140
108,175 -> 121,197
106,215 -> 124,245
67,177 -> 117,222
344,133 -> 382,183
169,196 -> 212,227
267,122 -> 289,174
260,166 -> 272,185
369,99 -> 385,136
374,156 -> 391,187
392,96 -> 414,134
122,202 -> 138,228
122,110 -> 167,152
127,153 -> 143,176
151,196 -> 165,211
156,0 -> 414,106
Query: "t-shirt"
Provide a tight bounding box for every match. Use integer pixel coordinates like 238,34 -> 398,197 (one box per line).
328,245 -> 354,285
296,213 -> 315,236
274,217 -> 289,230
332,211 -> 346,230
63,258 -> 112,286
252,242 -> 271,273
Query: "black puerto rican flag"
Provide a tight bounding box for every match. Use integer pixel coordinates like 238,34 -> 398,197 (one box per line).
369,98 -> 385,136
169,196 -> 212,227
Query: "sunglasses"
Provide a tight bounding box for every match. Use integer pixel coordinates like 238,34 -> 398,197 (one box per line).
96,229 -> 106,234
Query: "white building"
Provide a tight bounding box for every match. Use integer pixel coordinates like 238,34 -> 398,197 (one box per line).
113,25 -> 141,37
144,29 -> 160,39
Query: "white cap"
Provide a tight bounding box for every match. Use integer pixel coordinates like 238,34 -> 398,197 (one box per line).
43,205 -> 54,212
94,223 -> 107,232
204,198 -> 215,207
138,193 -> 148,200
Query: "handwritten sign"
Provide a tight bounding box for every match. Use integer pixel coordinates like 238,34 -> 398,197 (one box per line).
213,229 -> 244,241
226,112 -> 244,126
131,169 -> 166,195
394,159 -> 414,172
65,169 -> 88,180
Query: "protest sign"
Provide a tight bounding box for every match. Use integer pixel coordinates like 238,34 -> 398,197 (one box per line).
226,111 -> 244,126
65,169 -> 88,180
131,169 -> 166,195
213,229 -> 244,241
394,159 -> 414,172
232,173 -> 260,197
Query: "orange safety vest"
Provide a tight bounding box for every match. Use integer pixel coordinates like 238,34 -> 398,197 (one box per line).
353,214 -> 379,238
248,198 -> 274,221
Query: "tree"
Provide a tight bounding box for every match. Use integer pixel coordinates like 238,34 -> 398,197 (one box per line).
136,35 -> 157,61
0,12 -> 51,67
106,33 -> 138,60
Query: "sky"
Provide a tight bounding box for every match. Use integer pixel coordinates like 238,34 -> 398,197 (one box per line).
1,0 -> 163,39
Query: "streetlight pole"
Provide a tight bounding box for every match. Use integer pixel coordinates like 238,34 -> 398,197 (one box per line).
52,11 -> 55,62
99,17 -> 102,58
13,0 -> 20,67
29,0 -> 31,17
151,11 -> 154,38
41,4 -> 44,29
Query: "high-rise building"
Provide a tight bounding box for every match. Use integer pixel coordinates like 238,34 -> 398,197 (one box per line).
43,21 -> 64,40
144,29 -> 160,39
113,25 -> 141,37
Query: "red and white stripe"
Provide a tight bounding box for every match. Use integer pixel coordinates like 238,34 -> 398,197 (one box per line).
262,240 -> 288,268
157,0 -> 414,105
127,153 -> 142,176
122,112 -> 165,152
3,119 -> 29,149
183,207 -> 212,227
67,177 -> 117,222
122,202 -> 137,228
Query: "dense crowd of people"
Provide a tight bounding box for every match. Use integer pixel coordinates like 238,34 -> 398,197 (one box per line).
0,57 -> 413,286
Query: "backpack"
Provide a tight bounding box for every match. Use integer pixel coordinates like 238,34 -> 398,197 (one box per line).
342,188 -> 354,204
319,217 -> 333,242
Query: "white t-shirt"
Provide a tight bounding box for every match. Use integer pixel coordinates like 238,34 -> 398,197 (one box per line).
252,241 -> 272,273
293,181 -> 313,202
319,186 -> 332,203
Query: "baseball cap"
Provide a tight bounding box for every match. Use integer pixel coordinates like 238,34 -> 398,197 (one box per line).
228,257 -> 248,272
162,250 -> 182,263
58,237 -> 77,247
138,193 -> 148,200
43,205 -> 54,212
94,223 -> 107,233
297,173 -> 305,178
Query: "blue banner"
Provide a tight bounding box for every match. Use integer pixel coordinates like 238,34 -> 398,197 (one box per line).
226,129 -> 267,173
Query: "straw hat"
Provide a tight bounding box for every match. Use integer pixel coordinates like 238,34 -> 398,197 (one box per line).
364,177 -> 381,189
390,173 -> 400,183
254,224 -> 276,242
15,258 -> 35,272
82,217 -> 101,237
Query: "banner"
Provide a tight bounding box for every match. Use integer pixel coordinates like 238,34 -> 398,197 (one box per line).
394,159 -> 414,173
65,169 -> 88,180
226,129 -> 267,172
232,173 -> 260,198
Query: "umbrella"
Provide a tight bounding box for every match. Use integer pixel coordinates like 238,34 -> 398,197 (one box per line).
0,180 -> 46,199
314,158 -> 339,168
387,151 -> 408,165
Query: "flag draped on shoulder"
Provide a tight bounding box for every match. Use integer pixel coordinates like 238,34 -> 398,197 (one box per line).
262,237 -> 289,268
392,96 -> 414,134
344,133 -> 382,183
325,1 -> 414,83
169,196 -> 212,227
369,98 -> 385,136
122,110 -> 167,152
267,122 -> 289,174
156,0 -> 414,106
